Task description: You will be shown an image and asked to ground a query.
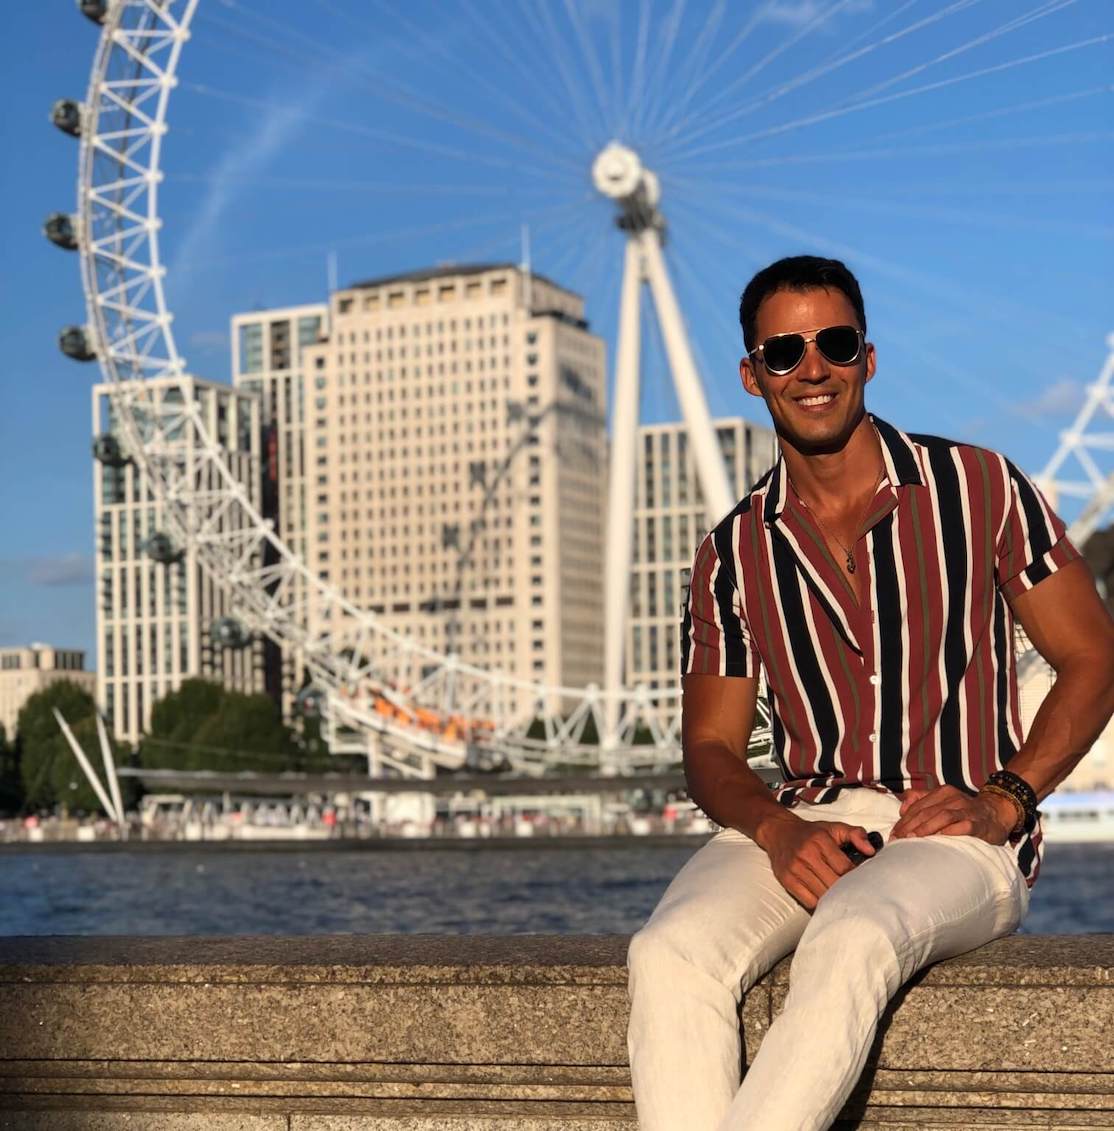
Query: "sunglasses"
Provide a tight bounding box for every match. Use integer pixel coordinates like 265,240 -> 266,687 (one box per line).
748,325 -> 864,376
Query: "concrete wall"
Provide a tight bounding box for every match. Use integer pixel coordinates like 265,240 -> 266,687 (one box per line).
0,934 -> 1110,1128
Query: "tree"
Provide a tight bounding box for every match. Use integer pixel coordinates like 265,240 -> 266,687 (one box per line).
0,722 -> 21,815
142,678 -> 304,774
16,681 -> 116,815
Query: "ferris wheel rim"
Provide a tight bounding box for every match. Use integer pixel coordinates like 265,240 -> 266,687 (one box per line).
75,0 -> 727,771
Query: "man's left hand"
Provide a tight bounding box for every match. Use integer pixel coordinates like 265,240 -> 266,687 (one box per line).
891,785 -> 1015,845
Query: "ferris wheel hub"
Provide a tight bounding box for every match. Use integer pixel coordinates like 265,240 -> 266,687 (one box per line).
592,142 -> 664,236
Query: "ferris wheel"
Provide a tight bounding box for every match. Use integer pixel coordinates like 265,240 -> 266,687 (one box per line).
49,0 -> 1113,780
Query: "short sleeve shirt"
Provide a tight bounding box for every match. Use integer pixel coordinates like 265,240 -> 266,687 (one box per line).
681,415 -> 1080,888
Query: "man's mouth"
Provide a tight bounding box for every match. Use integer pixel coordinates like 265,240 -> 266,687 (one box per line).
795,392 -> 836,409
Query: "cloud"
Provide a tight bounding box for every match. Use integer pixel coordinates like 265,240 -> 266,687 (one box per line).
1016,378 -> 1085,418
189,329 -> 230,354
25,554 -> 95,588
761,0 -> 873,28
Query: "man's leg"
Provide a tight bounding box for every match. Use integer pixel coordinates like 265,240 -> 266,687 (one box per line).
626,827 -> 811,1131
719,828 -> 1030,1131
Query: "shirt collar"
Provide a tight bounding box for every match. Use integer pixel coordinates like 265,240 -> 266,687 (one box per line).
761,413 -> 926,525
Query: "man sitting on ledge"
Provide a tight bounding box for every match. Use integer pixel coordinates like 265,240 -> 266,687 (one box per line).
625,255 -> 1114,1131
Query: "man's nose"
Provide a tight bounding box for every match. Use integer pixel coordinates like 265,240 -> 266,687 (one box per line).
798,339 -> 829,379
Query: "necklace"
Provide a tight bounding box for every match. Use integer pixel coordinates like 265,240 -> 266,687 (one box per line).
795,469 -> 886,575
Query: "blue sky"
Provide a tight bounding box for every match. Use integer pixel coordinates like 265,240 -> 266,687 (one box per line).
1,0 -> 1111,659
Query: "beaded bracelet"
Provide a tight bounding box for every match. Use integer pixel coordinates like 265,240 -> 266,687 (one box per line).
979,783 -> 1026,838
980,769 -> 1038,837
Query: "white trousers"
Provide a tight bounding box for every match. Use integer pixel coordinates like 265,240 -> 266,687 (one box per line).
626,787 -> 1030,1131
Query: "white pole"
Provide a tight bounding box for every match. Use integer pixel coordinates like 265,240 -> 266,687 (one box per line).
641,230 -> 735,523
95,711 -> 127,834
521,223 -> 533,312
602,236 -> 645,757
52,709 -> 119,823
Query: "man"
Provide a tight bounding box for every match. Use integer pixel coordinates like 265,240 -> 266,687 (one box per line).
625,255 -> 1114,1131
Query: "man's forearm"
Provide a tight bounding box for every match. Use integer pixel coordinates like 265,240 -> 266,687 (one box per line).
1009,656 -> 1114,800
683,741 -> 799,850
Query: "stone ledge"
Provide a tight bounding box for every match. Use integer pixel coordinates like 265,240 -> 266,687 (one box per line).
0,934 -> 1110,1128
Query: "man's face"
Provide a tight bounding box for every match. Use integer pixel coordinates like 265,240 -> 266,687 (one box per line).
739,286 -> 875,455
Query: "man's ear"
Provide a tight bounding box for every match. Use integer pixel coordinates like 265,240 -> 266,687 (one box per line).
740,356 -> 763,398
863,341 -> 877,384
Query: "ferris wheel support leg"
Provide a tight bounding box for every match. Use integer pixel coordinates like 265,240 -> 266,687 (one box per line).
603,236 -> 646,766
641,231 -> 735,523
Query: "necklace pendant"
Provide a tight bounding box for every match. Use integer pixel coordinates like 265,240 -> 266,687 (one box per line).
846,552 -> 856,574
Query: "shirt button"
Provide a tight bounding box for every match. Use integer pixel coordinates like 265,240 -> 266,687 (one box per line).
869,674 -> 881,685
868,732 -> 878,742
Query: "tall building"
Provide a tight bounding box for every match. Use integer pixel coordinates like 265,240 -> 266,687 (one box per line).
93,376 -> 266,743
626,417 -> 778,692
299,263 -> 608,702
0,644 -> 96,738
231,303 -> 328,715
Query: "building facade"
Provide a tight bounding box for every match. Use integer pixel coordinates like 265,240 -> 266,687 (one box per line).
231,303 -> 328,716
626,417 -> 778,693
299,264 -> 608,702
0,645 -> 96,739
93,377 -> 267,743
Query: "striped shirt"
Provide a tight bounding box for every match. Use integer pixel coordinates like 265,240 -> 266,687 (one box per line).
681,414 -> 1080,888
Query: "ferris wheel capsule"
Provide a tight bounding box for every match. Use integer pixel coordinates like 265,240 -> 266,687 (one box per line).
143,532 -> 184,565
295,686 -> 325,718
43,213 -> 79,251
76,0 -> 111,24
58,325 -> 96,361
92,433 -> 129,467
50,99 -> 84,138
210,617 -> 251,650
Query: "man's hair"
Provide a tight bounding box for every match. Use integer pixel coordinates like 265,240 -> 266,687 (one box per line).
738,256 -> 867,354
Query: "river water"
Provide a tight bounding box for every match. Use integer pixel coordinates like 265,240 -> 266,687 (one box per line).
0,840 -> 1110,936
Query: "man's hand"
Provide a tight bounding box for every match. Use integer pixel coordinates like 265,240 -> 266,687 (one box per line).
757,816 -> 878,911
890,785 -> 1016,845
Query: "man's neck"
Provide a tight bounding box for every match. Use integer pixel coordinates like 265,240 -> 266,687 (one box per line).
780,413 -> 887,515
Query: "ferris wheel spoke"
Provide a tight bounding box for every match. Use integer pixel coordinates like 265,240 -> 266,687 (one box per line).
327,0 -> 591,158
663,125 -> 1114,180
624,0 -> 653,140
167,171 -> 565,200
679,193 -> 1093,347
638,0 -> 726,144
197,7 -> 587,173
664,31 -> 1113,164
834,0 -> 1083,110
560,0 -> 618,137
656,0 -> 983,149
453,0 -> 585,137
650,3 -> 766,141
518,0 -> 609,147
680,181 -> 1114,242
182,82 -> 583,178
637,0 -> 697,142
858,84 -> 1112,147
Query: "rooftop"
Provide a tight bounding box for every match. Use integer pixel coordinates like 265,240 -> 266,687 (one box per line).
345,261 -> 575,298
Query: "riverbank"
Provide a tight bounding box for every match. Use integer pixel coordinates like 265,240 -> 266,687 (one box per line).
0,831 -> 706,853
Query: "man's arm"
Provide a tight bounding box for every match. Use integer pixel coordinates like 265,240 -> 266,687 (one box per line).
893,559 -> 1114,840
683,673 -> 877,909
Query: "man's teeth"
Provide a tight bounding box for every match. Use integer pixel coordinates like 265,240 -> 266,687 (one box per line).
798,394 -> 835,407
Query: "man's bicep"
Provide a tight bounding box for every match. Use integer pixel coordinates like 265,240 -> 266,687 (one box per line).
1009,558 -> 1114,671
681,673 -> 760,761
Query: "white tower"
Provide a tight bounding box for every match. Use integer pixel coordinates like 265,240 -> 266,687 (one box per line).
593,143 -> 735,757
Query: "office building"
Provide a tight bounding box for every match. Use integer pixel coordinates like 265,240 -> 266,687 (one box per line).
93,376 -> 266,743
300,264 -> 608,704
231,303 -> 328,715
0,644 -> 96,739
627,417 -> 778,692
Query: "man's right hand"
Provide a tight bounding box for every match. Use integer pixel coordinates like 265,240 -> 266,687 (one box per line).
756,816 -> 878,910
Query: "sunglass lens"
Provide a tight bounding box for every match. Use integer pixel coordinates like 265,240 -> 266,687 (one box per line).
816,326 -> 860,365
762,335 -> 805,373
